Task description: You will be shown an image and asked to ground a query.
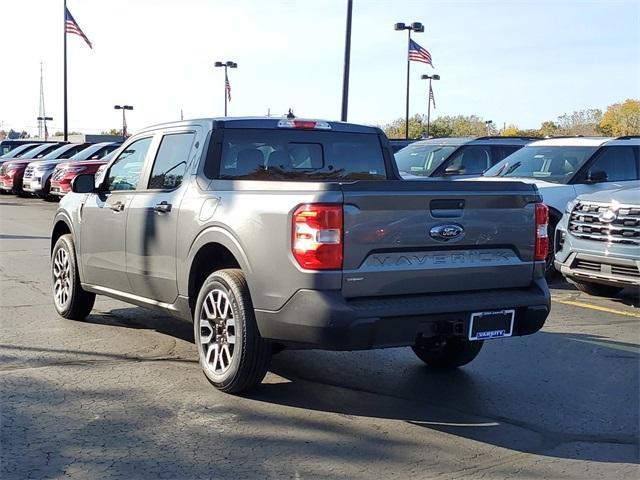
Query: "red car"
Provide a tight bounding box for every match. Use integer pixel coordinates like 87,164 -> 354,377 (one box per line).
50,148 -> 118,197
0,143 -> 66,193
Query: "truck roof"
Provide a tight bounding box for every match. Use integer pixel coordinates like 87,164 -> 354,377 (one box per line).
407,136 -> 536,148
605,136 -> 640,146
528,137 -> 612,147
136,117 -> 381,135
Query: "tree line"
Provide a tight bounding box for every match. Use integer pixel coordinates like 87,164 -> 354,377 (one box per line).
383,99 -> 640,139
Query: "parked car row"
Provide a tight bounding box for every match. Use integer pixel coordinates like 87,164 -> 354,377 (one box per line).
0,140 -> 120,198
395,135 -> 640,293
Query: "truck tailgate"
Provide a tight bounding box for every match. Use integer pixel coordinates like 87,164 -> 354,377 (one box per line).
340,180 -> 541,298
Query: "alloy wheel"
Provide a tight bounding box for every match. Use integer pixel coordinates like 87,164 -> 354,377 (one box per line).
199,289 -> 236,375
53,248 -> 71,308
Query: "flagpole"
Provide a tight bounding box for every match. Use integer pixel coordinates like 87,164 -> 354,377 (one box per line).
340,0 -> 353,122
224,66 -> 228,117
405,29 -> 411,140
426,78 -> 432,138
63,0 -> 68,141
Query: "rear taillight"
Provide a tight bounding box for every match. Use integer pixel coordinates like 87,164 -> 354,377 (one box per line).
534,203 -> 549,261
292,204 -> 343,270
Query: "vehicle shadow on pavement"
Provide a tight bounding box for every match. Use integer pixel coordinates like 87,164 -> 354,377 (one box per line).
248,331 -> 639,465
0,363 -> 423,479
24,307 -> 637,468
88,307 -> 194,343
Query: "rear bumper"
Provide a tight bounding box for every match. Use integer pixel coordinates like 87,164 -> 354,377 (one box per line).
254,280 -> 550,350
555,253 -> 640,288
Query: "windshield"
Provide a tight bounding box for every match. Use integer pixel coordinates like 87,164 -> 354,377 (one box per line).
68,144 -> 118,161
18,143 -> 59,159
0,144 -> 37,158
394,144 -> 459,176
483,145 -> 599,183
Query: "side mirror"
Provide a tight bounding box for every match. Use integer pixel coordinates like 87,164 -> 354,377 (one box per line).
71,174 -> 96,193
586,170 -> 607,184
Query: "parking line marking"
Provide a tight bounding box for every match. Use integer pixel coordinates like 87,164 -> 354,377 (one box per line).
553,299 -> 640,318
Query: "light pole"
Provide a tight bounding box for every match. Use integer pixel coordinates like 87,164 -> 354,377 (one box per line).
484,120 -> 494,135
421,74 -> 439,138
394,21 -> 424,139
341,0 -> 353,121
214,61 -> 237,116
114,105 -> 133,142
37,116 -> 53,140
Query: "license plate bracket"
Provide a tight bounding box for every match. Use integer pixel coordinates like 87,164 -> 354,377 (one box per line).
469,309 -> 515,341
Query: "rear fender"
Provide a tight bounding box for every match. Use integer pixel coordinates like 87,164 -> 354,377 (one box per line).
180,226 -> 253,297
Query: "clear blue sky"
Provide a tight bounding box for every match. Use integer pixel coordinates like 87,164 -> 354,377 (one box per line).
2,0 -> 639,135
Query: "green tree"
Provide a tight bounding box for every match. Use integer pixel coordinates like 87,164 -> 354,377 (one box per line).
502,124 -> 520,136
101,128 -> 124,136
52,131 -> 82,136
599,99 -> 640,136
539,121 -> 559,137
429,115 -> 492,137
383,114 -> 428,139
556,109 -> 602,136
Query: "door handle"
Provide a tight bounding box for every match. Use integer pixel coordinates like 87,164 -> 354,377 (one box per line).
154,201 -> 172,213
110,201 -> 125,212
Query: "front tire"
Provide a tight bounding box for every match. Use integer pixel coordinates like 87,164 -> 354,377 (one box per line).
194,269 -> 272,394
52,234 -> 95,320
574,281 -> 624,298
412,337 -> 483,370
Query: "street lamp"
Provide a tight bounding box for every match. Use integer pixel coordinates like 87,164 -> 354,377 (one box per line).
484,120 -> 494,135
395,21 -> 424,139
113,105 -> 133,142
37,116 -> 53,140
421,74 -> 439,138
214,60 -> 237,116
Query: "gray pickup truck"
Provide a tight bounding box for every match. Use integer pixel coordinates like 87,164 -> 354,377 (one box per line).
51,118 -> 550,393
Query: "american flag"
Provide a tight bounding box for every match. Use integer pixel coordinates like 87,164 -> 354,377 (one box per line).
408,39 -> 433,66
65,7 -> 92,49
225,72 -> 231,102
429,84 -> 436,109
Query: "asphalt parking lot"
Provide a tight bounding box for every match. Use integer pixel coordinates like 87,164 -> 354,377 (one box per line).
1,195 -> 638,480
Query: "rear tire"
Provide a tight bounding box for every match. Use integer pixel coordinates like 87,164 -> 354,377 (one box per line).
194,269 -> 272,394
52,234 -> 95,320
545,218 -> 558,278
412,337 -> 483,370
574,281 -> 624,298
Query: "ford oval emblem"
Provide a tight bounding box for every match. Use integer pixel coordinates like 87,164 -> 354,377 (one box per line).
599,209 -> 617,223
430,223 -> 465,242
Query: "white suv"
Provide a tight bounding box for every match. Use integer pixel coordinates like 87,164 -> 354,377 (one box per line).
470,136 -> 640,274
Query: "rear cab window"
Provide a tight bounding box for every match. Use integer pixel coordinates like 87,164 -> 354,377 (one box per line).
216,129 -> 388,181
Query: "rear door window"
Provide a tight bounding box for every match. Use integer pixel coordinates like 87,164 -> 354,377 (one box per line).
491,145 -> 522,166
147,132 -> 194,189
217,130 -> 387,180
443,145 -> 492,175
